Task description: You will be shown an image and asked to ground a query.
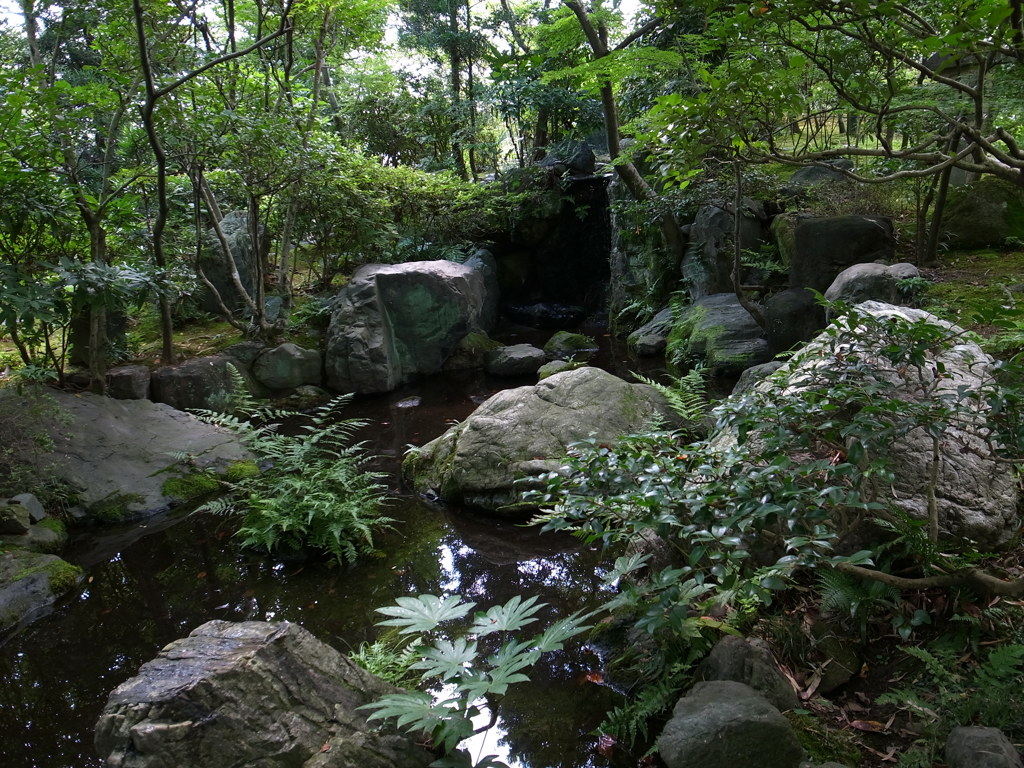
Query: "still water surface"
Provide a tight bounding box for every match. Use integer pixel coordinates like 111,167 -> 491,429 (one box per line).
0,351 -> 652,768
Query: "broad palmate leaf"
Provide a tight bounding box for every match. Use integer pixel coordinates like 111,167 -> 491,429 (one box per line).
376,594 -> 475,634
470,595 -> 545,636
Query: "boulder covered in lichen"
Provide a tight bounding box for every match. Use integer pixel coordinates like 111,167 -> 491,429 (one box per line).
403,366 -> 678,513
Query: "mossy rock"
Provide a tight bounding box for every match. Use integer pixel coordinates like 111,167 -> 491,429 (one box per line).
941,177 -> 1024,250
89,493 -> 146,524
543,331 -> 598,361
1,549 -> 82,631
162,472 -> 221,502
224,461 -> 261,482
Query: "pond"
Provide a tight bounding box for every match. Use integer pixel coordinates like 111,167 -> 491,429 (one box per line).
0,334 -> 664,768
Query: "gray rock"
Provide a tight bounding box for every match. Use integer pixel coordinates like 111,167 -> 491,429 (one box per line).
198,210 -> 261,315
0,549 -> 79,631
753,302 -> 1020,549
781,159 -> 854,198
443,331 -> 503,371
732,362 -> 785,396
0,499 -> 30,534
946,726 -> 1023,768
658,681 -> 804,768
683,201 -> 767,301
764,287 -> 827,355
824,262 -> 921,307
941,178 -> 1024,249
537,360 -> 578,379
628,306 -> 676,356
543,331 -> 598,361
404,366 -> 678,513
151,354 -> 250,412
253,342 -> 322,390
325,260 -> 493,394
783,215 -> 895,294
486,344 -> 547,377
672,293 -> 772,375
38,390 -> 251,518
95,620 -> 434,768
11,493 -> 47,523
696,636 -> 799,712
106,365 -> 151,400
1,521 -> 66,553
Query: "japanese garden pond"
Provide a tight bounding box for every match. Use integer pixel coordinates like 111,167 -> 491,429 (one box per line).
0,332 -> 661,768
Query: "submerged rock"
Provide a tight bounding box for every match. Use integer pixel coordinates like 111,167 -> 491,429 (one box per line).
404,366 -> 677,513
95,620 -> 434,768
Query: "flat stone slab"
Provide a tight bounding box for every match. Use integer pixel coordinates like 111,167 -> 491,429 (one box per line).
41,391 -> 251,517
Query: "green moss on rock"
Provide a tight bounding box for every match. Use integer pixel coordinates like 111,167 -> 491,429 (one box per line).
162,472 -> 221,501
224,461 -> 261,482
89,493 -> 145,523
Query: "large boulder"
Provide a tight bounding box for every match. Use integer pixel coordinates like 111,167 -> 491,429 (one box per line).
824,262 -> 921,307
403,366 -> 678,513
683,200 -> 767,301
325,260 -> 494,394
657,681 -> 804,768
780,215 -> 895,294
668,293 -> 772,375
253,342 -> 322,390
38,390 -> 251,518
764,287 -> 826,355
485,344 -> 547,377
941,177 -> 1024,250
743,302 -> 1020,550
695,636 -> 799,712
151,354 -> 251,412
780,159 -> 854,199
198,210 -> 261,315
94,620 -> 434,768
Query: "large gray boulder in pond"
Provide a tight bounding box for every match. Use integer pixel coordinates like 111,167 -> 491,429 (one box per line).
628,306 -> 675,356
764,287 -> 826,355
781,215 -> 895,293
669,293 -> 771,375
657,681 -> 803,768
95,620 -> 435,768
945,726 -> 1023,768
485,343 -> 546,377
325,260 -> 494,394
403,366 -> 678,513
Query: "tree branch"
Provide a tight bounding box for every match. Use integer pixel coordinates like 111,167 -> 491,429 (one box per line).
836,562 -> 1024,598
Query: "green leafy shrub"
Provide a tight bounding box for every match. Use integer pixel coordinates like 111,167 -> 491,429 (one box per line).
194,395 -> 391,564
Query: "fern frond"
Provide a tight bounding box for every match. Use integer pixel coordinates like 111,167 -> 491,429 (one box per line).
634,368 -> 709,426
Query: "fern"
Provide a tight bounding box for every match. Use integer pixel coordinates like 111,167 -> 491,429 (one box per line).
193,393 -> 392,563
601,662 -> 691,750
633,368 -> 709,428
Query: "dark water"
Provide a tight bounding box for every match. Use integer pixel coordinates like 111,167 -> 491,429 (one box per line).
0,346 -> 662,768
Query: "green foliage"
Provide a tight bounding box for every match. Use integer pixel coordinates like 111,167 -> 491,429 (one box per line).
599,660 -> 691,751
877,644 -> 1024,767
193,394 -> 391,564
350,636 -> 422,688
0,386 -> 69,507
223,461 -> 260,483
363,594 -> 593,766
633,368 -> 709,432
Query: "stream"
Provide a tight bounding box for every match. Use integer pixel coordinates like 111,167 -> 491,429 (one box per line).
0,331 -> 664,768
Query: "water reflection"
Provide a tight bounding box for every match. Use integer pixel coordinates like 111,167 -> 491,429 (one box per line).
0,357 -> 646,768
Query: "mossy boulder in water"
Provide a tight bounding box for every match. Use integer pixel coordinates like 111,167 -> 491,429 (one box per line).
0,549 -> 81,631
403,366 -> 678,514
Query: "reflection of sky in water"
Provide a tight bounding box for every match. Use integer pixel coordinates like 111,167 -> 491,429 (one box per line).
433,683 -> 528,768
